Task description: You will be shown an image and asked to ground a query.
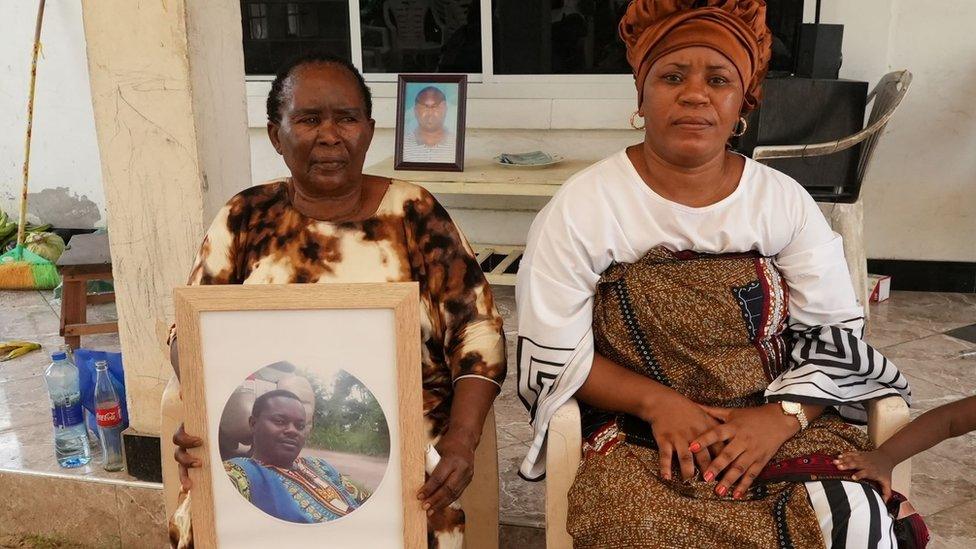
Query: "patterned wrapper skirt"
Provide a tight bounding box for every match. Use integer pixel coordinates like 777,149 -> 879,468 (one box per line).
567,248 -> 921,548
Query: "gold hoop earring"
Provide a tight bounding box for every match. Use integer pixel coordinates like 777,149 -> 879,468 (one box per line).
630,111 -> 645,131
732,117 -> 748,137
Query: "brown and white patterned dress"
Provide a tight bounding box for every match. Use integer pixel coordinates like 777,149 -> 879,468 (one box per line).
179,178 -> 506,548
569,248 -> 890,547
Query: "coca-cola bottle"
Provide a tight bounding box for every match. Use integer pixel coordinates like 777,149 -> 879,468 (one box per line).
94,360 -> 125,471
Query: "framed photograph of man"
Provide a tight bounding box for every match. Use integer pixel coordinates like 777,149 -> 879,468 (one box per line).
394,74 -> 467,172
174,283 -> 425,548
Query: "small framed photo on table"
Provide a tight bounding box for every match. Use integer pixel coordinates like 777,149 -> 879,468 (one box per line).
174,283 -> 425,548
394,74 -> 467,172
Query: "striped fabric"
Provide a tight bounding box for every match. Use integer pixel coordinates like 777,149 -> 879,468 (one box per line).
806,480 -> 897,548
401,130 -> 456,164
767,319 -> 912,423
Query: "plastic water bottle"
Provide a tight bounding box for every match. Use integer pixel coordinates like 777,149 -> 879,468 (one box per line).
94,360 -> 125,472
44,351 -> 92,468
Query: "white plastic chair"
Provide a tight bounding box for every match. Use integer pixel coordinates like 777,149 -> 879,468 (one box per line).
753,70 -> 913,312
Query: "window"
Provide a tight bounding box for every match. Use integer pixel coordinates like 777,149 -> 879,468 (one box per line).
240,0 -> 630,78
240,0 -> 805,80
490,0 -> 630,75
359,0 -> 482,73
247,3 -> 269,40
287,3 -> 321,38
241,0 -> 352,75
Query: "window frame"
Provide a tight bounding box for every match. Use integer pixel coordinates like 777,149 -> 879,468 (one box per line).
243,0 -> 637,129
245,0 -> 633,87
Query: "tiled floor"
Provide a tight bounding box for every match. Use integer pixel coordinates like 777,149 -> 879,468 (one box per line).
1,288 -> 974,547
0,290 -> 166,547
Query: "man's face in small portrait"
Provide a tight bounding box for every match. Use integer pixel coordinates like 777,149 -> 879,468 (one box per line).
249,394 -> 308,467
414,87 -> 448,135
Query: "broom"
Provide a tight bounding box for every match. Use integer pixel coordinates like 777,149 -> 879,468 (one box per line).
0,0 -> 58,290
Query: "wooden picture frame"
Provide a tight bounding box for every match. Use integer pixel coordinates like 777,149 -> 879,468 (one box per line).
174,283 -> 424,548
394,74 -> 467,172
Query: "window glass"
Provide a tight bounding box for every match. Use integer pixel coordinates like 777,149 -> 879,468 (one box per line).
359,0 -> 483,73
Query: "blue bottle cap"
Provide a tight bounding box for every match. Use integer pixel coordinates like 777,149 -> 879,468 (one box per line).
51,352 -> 67,361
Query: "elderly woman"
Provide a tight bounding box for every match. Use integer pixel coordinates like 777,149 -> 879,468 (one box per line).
516,1 -> 918,547
171,53 -> 505,548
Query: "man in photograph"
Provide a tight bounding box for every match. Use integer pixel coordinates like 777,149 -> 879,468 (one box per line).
402,85 -> 457,163
223,390 -> 371,523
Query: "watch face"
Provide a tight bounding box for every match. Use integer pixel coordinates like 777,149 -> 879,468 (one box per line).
782,401 -> 802,414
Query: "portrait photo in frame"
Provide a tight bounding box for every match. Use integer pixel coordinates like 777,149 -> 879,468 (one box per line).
394,74 -> 468,172
174,283 -> 425,548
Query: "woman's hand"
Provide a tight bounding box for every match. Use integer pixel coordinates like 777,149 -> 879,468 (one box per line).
173,423 -> 203,491
690,404 -> 798,499
417,430 -> 476,514
834,450 -> 896,501
643,391 -> 723,481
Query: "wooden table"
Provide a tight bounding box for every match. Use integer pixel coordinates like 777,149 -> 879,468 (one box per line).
366,155 -> 592,198
56,233 -> 118,349
366,156 -> 592,285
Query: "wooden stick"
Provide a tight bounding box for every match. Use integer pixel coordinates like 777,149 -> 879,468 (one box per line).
18,0 -> 47,251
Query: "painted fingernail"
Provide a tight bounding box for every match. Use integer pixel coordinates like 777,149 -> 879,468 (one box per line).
427,509 -> 434,516
689,442 -> 701,453
733,491 -> 743,500
662,473 -> 672,481
423,502 -> 431,510
703,471 -> 714,482
716,485 -> 727,496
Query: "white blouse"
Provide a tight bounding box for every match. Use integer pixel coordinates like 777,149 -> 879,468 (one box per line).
515,150 -> 910,481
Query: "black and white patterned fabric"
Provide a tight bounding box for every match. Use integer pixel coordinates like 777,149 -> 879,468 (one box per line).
806,480 -> 897,548
767,319 -> 912,423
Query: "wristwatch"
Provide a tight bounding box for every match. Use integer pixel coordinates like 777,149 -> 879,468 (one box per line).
780,401 -> 809,430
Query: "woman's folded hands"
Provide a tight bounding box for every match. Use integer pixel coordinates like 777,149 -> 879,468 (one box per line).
689,404 -> 799,499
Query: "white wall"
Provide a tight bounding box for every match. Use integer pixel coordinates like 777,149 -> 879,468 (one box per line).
811,0 -> 895,85
812,0 -> 976,262
0,1 -> 105,229
859,0 -> 976,262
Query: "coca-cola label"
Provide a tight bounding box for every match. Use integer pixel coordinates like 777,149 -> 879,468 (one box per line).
96,405 -> 122,428
52,402 -> 84,428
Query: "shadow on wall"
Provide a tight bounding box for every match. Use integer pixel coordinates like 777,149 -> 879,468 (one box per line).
9,187 -> 103,229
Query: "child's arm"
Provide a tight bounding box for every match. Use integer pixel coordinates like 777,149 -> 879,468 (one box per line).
874,395 -> 976,464
836,395 -> 976,499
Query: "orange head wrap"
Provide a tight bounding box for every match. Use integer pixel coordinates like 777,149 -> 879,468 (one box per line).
619,0 -> 772,113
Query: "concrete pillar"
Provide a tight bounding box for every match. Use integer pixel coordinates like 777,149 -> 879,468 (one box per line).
81,0 -> 250,436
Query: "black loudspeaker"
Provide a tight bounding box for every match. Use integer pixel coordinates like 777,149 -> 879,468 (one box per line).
795,24 -> 844,79
735,77 -> 868,202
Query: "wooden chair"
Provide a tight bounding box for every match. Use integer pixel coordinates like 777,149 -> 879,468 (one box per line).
55,233 -> 118,349
161,376 -> 501,548
752,70 -> 913,311
544,397 -> 912,549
